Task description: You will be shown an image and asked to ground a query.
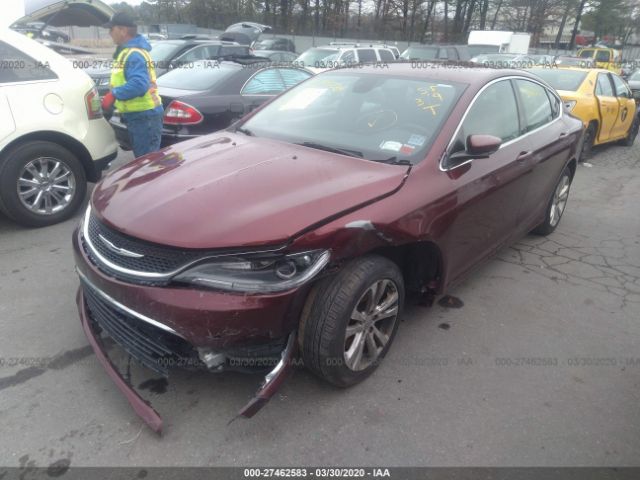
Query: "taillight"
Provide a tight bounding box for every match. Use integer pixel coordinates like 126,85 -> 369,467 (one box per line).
163,100 -> 203,125
85,87 -> 103,120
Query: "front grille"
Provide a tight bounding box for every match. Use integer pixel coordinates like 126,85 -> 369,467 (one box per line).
82,281 -> 201,376
86,213 -> 205,275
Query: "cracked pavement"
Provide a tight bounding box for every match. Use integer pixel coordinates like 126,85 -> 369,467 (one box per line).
0,140 -> 639,469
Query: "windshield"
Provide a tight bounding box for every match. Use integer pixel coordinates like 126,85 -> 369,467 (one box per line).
530,68 -> 588,92
468,44 -> 500,56
157,62 -> 238,91
578,50 -> 595,59
150,42 -> 183,64
296,48 -> 339,66
240,72 -> 465,164
400,47 -> 439,60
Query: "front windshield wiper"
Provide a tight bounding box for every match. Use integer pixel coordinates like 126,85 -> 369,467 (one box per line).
297,142 -> 363,158
235,126 -> 254,136
372,156 -> 412,166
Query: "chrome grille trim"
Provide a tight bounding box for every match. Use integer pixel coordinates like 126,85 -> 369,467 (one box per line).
77,268 -> 184,338
81,205 -> 286,281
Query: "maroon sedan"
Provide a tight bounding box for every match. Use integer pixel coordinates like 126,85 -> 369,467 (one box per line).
73,64 -> 583,432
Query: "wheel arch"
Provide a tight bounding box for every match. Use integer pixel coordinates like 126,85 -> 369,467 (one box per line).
0,131 -> 99,182
368,240 -> 445,295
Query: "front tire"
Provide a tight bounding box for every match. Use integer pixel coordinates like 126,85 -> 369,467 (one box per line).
0,141 -> 86,227
301,255 -> 404,387
532,166 -> 572,236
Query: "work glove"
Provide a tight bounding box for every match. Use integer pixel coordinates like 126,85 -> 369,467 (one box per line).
101,91 -> 115,120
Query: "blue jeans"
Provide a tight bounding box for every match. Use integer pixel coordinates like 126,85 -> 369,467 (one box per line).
124,112 -> 163,158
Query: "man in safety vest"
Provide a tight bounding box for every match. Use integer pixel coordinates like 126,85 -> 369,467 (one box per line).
101,12 -> 163,158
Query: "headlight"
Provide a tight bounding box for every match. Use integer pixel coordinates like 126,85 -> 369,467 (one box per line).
173,250 -> 330,293
564,100 -> 577,112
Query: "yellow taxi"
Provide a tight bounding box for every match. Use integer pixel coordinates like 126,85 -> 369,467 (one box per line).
577,47 -> 622,74
530,67 -> 639,159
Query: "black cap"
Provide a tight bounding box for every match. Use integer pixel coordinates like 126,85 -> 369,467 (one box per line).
103,12 -> 137,28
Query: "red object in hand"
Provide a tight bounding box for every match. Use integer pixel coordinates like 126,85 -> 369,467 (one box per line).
101,91 -> 115,111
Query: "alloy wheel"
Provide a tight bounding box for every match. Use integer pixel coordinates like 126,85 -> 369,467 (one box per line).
549,175 -> 570,227
344,279 -> 400,371
17,157 -> 76,215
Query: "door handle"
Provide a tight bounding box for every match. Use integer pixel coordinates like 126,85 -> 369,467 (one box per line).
516,151 -> 532,162
559,131 -> 568,138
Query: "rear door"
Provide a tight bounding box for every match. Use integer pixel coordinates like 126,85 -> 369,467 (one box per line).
595,73 -> 619,142
513,78 -> 572,228
610,73 -> 636,138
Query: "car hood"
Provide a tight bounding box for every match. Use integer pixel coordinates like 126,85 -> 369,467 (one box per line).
16,0 -> 113,27
92,133 -> 410,249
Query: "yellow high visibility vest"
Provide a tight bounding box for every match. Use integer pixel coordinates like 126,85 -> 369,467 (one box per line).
110,47 -> 161,113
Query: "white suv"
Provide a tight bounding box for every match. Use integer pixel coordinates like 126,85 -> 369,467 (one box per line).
0,28 -> 118,227
296,43 -> 397,73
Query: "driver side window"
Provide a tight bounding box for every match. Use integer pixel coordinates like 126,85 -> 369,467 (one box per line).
596,74 -> 614,96
451,80 -> 520,153
611,74 -> 631,98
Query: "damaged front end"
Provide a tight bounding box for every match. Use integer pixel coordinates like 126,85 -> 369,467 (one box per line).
76,275 -> 298,434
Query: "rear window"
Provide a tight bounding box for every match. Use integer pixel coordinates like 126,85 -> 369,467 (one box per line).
468,45 -> 500,56
157,63 -> 238,90
150,42 -> 183,64
357,49 -> 376,62
242,68 -> 311,95
296,48 -> 339,67
530,68 -> 588,92
379,49 -> 395,62
0,41 -> 57,83
400,47 -> 439,60
221,46 -> 250,56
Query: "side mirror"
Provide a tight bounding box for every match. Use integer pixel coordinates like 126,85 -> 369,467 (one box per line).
448,134 -> 502,163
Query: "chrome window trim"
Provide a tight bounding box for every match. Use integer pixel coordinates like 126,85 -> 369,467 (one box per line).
439,75 -> 563,172
81,205 -> 286,281
77,268 -> 185,338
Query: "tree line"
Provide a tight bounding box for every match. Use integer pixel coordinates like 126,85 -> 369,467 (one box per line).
111,0 -> 639,47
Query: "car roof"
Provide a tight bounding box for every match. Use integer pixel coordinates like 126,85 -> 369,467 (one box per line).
530,66 -> 612,75
162,39 -> 241,46
325,62 -> 542,84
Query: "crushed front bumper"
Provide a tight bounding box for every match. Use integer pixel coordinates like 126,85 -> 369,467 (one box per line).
77,283 -> 298,433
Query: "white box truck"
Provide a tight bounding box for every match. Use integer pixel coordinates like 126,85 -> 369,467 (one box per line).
468,30 -> 531,55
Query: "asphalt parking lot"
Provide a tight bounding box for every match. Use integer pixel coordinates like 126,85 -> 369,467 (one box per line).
1,141 -> 639,469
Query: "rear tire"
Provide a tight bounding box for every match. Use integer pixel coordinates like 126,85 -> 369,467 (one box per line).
532,166 -> 572,236
301,255 -> 404,387
0,141 -> 86,227
622,115 -> 640,146
580,123 -> 596,161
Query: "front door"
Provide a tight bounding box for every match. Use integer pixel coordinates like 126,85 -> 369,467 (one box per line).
610,73 -> 636,139
595,73 -> 619,142
439,79 -> 533,283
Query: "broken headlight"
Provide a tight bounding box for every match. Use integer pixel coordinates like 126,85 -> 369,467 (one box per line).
173,250 -> 330,293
